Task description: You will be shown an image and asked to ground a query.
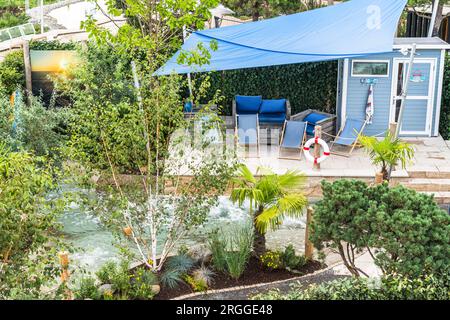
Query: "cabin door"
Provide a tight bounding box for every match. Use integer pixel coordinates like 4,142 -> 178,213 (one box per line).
390,58 -> 436,136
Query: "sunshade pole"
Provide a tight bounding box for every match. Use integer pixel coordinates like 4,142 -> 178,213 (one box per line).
182,27 -> 194,99
428,0 -> 440,37
394,43 -> 417,138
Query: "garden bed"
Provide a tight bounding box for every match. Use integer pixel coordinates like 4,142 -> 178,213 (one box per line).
154,256 -> 323,300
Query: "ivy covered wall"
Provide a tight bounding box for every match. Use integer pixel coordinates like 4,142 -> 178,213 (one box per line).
196,61 -> 338,116
440,54 -> 450,140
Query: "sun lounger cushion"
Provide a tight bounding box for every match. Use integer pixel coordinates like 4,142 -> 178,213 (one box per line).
236,95 -> 262,114
281,121 -> 306,149
237,114 -> 258,145
258,113 -> 286,124
259,99 -> 286,114
304,112 -> 329,135
334,118 -> 365,146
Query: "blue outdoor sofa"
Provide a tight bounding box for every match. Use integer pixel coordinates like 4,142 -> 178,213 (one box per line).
232,95 -> 291,127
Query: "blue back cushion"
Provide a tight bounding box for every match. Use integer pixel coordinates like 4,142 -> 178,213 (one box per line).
304,112 -> 329,135
236,95 -> 262,114
259,99 -> 286,114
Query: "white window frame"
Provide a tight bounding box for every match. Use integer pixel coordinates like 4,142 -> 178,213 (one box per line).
351,59 -> 390,77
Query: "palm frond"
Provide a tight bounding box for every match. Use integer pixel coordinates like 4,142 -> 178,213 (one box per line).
277,170 -> 306,190
255,193 -> 308,233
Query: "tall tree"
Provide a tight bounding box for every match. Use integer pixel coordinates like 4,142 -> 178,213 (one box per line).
222,0 -> 324,21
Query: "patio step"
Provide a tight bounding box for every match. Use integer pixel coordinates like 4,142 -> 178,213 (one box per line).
421,192 -> 450,205
402,179 -> 450,192
407,170 -> 450,179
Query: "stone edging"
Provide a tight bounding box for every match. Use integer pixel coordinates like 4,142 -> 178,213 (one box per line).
171,259 -> 345,300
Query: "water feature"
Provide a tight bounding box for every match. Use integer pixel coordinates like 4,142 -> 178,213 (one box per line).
60,196 -> 307,271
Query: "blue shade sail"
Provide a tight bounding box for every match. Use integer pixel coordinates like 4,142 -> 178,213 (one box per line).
155,0 -> 407,75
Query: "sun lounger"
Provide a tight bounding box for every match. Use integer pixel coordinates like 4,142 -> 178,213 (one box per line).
278,120 -> 307,160
235,114 -> 260,157
330,117 -> 367,157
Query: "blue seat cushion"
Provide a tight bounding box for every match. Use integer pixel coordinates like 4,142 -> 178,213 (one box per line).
236,95 -> 262,114
304,112 -> 329,135
259,99 -> 286,114
259,113 -> 286,124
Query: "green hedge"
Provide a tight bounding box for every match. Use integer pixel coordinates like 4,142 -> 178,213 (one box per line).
440,54 -> 450,140
251,274 -> 450,300
197,61 -> 338,116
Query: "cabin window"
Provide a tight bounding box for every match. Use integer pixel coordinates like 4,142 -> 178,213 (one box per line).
351,60 -> 389,77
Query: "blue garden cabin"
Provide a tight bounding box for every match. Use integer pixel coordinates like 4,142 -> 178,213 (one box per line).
337,37 -> 450,138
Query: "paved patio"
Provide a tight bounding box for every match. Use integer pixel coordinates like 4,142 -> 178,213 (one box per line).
169,120 -> 450,205
231,127 -> 450,178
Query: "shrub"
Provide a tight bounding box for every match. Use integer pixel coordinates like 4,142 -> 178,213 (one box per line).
160,268 -> 184,289
0,145 -> 65,298
0,50 -> 25,95
165,254 -> 195,273
96,260 -> 158,299
311,180 -> 450,278
280,245 -> 307,270
184,274 -> 208,292
0,94 -> 68,160
191,266 -> 215,290
252,274 -> 450,300
208,223 -> 254,279
74,277 -> 102,300
440,53 -> 450,140
160,254 -> 195,289
0,11 -> 29,29
130,268 -> 158,300
260,251 -> 283,270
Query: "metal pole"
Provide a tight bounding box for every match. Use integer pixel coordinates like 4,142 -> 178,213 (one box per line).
182,26 -> 193,99
40,0 -> 44,34
428,0 -> 439,37
394,43 -> 417,138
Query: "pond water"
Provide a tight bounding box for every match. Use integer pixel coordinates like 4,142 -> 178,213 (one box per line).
60,196 -> 307,271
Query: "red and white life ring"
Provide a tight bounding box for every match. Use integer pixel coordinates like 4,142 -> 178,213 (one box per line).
303,137 -> 330,164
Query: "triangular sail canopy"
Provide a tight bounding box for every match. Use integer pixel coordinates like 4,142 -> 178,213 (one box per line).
155,0 -> 407,75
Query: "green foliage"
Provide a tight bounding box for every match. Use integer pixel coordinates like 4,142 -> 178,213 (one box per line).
359,132 -> 414,180
0,50 -> 25,95
95,260 -> 158,299
29,40 -> 79,51
280,244 -> 307,270
222,0 -> 323,21
160,254 -> 195,289
440,53 -> 450,140
165,254 -> 195,273
160,268 -> 185,289
131,268 -> 158,299
0,94 -> 68,160
0,11 -> 28,29
184,274 -> 208,292
252,274 -> 450,300
260,251 -> 282,270
190,266 -> 215,290
197,61 -> 338,116
208,223 -> 254,279
0,145 -> 66,298
60,0 -> 238,273
260,245 -> 307,271
74,277 -> 102,300
311,179 -> 450,278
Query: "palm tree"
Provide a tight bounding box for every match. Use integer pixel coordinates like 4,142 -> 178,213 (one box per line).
230,164 -> 308,257
359,132 -> 415,181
